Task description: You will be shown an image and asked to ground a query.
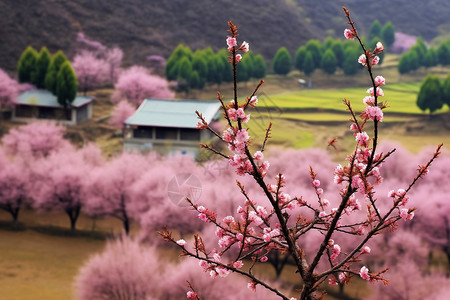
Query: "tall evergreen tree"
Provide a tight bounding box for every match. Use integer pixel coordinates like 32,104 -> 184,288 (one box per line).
166,44 -> 192,81
305,40 -> 322,68
192,54 -> 208,83
56,61 -> 78,118
45,50 -> 68,94
342,46 -> 361,75
320,49 -> 337,75
424,47 -> 438,68
302,51 -> 316,77
294,46 -> 307,72
253,54 -> 267,79
398,53 -> 411,74
331,41 -> 344,68
322,37 -> 334,51
442,73 -> 450,108
417,75 -> 443,114
437,43 -> 450,66
217,49 -> 233,83
17,46 -> 38,84
32,47 -> 51,89
381,22 -> 395,48
272,47 -> 291,75
368,20 -> 382,41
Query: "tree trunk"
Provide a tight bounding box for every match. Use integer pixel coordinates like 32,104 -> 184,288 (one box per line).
67,205 -> 81,232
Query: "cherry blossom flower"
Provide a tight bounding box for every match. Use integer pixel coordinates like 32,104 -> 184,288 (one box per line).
240,41 -> 250,52
344,28 -> 355,40
227,37 -> 237,49
177,239 -> 186,246
360,266 -> 370,280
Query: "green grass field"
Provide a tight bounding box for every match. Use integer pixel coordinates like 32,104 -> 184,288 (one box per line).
261,82 -> 449,115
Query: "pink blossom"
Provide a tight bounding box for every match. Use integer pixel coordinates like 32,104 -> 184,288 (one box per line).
374,75 -> 386,86
360,266 -> 370,280
236,54 -> 243,62
197,205 -> 206,213
317,188 -> 324,195
363,96 -> 375,105
247,281 -> 256,291
358,54 -> 367,66
254,151 -> 264,162
233,260 -> 244,269
330,244 -> 341,261
312,179 -> 321,187
227,37 -> 237,48
176,239 -> 186,246
355,131 -> 370,147
350,123 -> 358,131
372,56 -> 380,65
361,246 -> 371,254
344,28 -> 355,40
228,108 -> 238,121
328,277 -> 338,285
197,213 -> 208,222
365,106 -> 384,122
199,260 -> 208,269
215,266 -> 230,277
260,256 -> 268,262
256,206 -> 268,218
388,190 -> 396,197
279,192 -> 291,204
235,129 -> 249,143
222,128 -> 234,143
400,208 -> 415,221
187,291 -> 197,299
249,96 -> 258,107
223,215 -> 235,224
366,87 -> 384,96
240,41 -> 250,52
374,42 -> 384,54
338,273 -> 346,281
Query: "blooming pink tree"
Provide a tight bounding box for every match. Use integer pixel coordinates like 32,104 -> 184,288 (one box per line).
76,32 -> 123,86
111,66 -> 174,107
72,51 -> 107,95
75,237 -> 162,300
1,122 -> 70,159
85,151 -> 153,234
0,158 -> 31,226
161,11 -> 442,300
31,144 -> 102,231
109,100 -> 135,130
0,69 -> 18,111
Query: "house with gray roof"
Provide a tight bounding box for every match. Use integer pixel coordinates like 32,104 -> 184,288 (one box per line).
123,98 -> 221,157
13,90 -> 93,125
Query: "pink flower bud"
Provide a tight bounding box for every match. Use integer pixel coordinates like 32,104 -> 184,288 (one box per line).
226,37 -> 237,48
260,256 -> 268,262
360,266 -> 370,280
374,75 -> 386,86
312,179 -> 321,187
344,28 -> 355,40
187,291 -> 197,299
240,41 -> 250,52
236,54 -> 242,62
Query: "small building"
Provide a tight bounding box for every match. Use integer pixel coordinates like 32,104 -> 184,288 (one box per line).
124,98 -> 221,157
12,90 -> 93,126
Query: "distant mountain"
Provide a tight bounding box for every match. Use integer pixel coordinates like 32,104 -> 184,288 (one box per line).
1,0 -> 449,72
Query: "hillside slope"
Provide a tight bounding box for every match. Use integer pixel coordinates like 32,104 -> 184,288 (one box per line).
1,0 -> 449,72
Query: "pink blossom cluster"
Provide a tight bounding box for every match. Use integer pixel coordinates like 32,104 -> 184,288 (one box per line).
226,36 -> 249,63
